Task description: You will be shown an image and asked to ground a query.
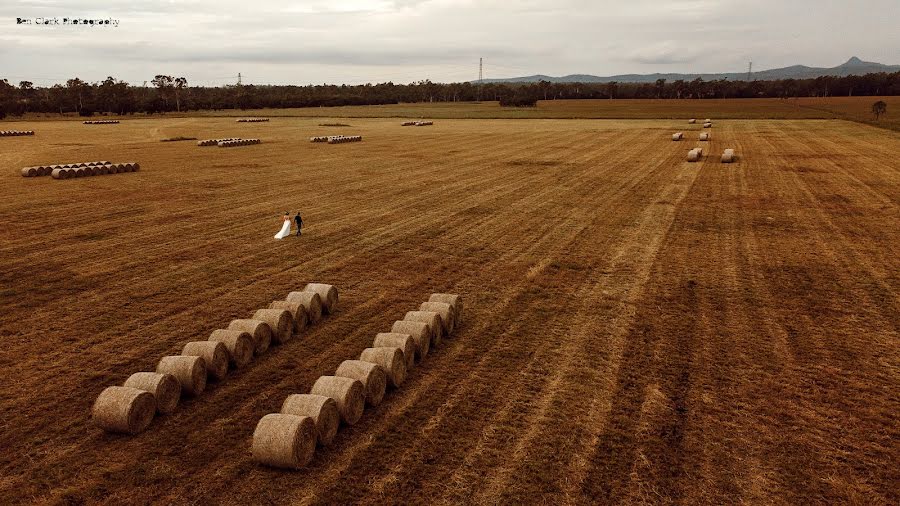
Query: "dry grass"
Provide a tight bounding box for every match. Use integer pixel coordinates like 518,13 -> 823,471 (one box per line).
0,115 -> 897,504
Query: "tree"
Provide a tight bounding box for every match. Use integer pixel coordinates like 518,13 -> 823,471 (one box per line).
606,81 -> 618,99
65,77 -> 89,113
151,75 -> 174,111
174,77 -> 187,112
872,100 -> 887,121
655,78 -> 666,98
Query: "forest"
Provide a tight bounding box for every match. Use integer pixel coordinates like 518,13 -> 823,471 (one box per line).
1,71 -> 898,117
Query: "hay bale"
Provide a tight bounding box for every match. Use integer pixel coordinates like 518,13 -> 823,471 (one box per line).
721,149 -> 736,163
688,119 -> 696,124
703,122 -> 712,128
227,319 -> 272,355
699,132 -> 710,141
303,283 -> 338,314
359,347 -> 406,388
672,133 -> 683,141
50,168 -> 65,179
181,341 -> 229,381
310,376 -> 365,425
428,293 -> 462,324
281,394 -> 340,446
252,413 -> 316,469
208,329 -> 254,368
124,372 -> 181,414
269,300 -> 308,334
286,291 -> 323,325
252,308 -> 293,344
92,386 -> 156,434
687,149 -> 701,162
404,310 -> 443,346
390,320 -> 430,360
419,302 -> 455,335
21,167 -> 37,177
373,333 -> 416,370
335,360 -> 387,407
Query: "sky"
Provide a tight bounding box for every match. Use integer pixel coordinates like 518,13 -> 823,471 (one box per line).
1,0 -> 898,87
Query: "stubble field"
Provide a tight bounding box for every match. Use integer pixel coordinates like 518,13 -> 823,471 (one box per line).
0,114 -> 898,504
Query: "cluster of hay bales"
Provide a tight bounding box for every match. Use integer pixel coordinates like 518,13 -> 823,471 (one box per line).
326,135 -> 362,144
51,163 -> 138,179
414,121 -> 433,126
703,120 -> 713,128
237,118 -> 269,122
197,138 -> 240,146
721,149 -> 736,163
0,130 -> 34,136
83,120 -> 119,124
672,132 -> 683,141
92,282 -> 338,435
219,139 -> 261,147
687,147 -> 704,162
401,121 -> 417,126
699,132 -> 710,141
309,136 -> 329,143
20,160 -> 139,178
253,291 -> 462,469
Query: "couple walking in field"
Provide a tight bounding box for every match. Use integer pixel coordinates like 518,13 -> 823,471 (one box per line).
274,211 -> 303,239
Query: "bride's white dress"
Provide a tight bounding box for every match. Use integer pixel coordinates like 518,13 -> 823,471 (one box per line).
274,219 -> 291,239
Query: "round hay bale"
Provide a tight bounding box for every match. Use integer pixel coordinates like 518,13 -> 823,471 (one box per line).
252,308 -> 293,344
310,376 -> 365,425
269,300 -> 308,335
721,149 -> 736,163
281,394 -> 340,446
124,372 -> 181,414
92,386 -> 156,434
208,329 -> 254,368
75,167 -> 86,177
303,283 -> 338,314
335,360 -> 387,407
419,302 -> 455,336
181,341 -> 229,381
428,293 -> 462,324
227,319 -> 272,355
390,320 -> 430,360
699,133 -> 710,141
672,133 -> 683,141
286,291 -> 323,325
21,167 -> 37,177
404,310 -> 443,347
252,413 -> 316,469
688,119 -> 696,124
373,333 -> 416,370
132,162 -> 140,172
687,149 -> 701,162
50,168 -> 64,179
359,347 -> 406,389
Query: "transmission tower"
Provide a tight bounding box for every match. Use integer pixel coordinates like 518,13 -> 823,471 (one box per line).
477,57 -> 483,102
237,72 -> 242,86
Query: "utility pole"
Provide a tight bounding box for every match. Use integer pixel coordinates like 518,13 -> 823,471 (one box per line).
237,72 -> 242,86
477,57 -> 483,102
747,60 -> 753,81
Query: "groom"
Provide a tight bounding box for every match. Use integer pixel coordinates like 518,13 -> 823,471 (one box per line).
294,211 -> 303,236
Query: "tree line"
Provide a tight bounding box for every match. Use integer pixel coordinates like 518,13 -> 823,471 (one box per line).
1,71 -> 898,118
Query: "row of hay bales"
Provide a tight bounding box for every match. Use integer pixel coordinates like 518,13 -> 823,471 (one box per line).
218,138 -> 261,147
326,135 -> 362,144
51,163 -> 139,179
401,121 -> 433,126
21,160 -> 108,177
688,118 -> 712,124
687,147 -> 738,163
91,283 -> 339,435
252,292 -> 462,469
1,130 -> 34,136
672,132 -> 710,141
83,120 -> 119,124
237,118 -> 270,122
197,138 -> 240,146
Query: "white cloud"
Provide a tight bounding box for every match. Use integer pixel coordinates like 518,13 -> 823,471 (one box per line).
0,0 -> 897,85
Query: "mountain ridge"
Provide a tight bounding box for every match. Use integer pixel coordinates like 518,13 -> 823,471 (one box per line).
479,57 -> 900,84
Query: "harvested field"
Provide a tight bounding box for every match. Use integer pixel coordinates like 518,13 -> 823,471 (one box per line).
0,116 -> 898,504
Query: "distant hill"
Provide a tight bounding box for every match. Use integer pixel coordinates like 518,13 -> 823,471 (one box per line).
480,57 -> 900,84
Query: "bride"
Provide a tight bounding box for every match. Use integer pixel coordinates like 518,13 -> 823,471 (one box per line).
274,211 -> 292,239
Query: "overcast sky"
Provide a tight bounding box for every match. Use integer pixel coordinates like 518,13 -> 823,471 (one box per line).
1,0 -> 898,86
